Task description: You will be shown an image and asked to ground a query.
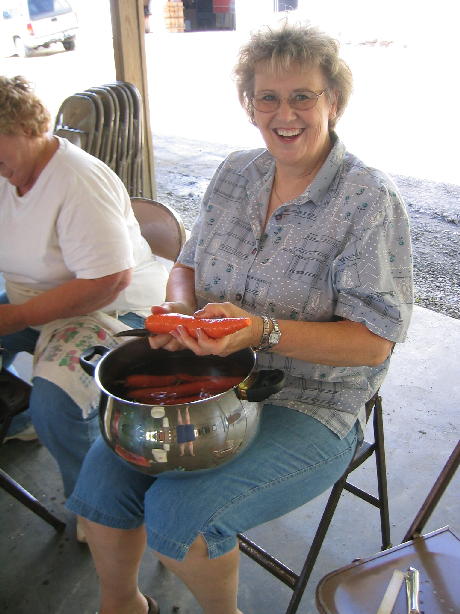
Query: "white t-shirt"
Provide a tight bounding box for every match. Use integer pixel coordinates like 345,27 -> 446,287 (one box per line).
0,137 -> 168,316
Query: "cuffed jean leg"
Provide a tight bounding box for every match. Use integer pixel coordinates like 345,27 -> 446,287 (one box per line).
30,377 -> 100,497
67,405 -> 359,561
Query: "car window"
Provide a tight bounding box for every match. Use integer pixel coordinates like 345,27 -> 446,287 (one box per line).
28,0 -> 72,19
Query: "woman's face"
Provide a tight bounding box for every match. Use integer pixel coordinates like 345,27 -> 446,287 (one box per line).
252,62 -> 337,171
0,132 -> 41,191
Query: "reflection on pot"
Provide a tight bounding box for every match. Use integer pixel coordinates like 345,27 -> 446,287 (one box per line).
80,341 -> 285,475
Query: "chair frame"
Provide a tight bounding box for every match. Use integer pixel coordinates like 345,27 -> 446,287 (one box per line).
237,392 -> 390,614
315,439 -> 460,614
0,369 -> 66,531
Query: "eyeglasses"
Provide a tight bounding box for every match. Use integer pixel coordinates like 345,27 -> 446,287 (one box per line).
252,89 -> 328,113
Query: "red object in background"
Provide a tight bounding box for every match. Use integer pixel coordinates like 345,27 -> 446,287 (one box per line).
213,0 -> 231,12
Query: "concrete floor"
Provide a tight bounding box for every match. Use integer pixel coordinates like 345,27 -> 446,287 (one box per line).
1,305 -> 459,614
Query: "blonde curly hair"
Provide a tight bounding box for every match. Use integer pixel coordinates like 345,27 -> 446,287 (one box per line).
234,22 -> 353,131
0,75 -> 50,136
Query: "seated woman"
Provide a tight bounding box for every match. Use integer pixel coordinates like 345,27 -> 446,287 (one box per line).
0,76 -> 168,518
66,22 -> 413,614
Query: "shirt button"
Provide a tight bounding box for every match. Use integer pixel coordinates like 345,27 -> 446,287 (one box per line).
275,214 -> 282,221
235,293 -> 242,301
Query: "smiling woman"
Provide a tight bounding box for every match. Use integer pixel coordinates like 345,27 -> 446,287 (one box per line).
64,22 -> 413,614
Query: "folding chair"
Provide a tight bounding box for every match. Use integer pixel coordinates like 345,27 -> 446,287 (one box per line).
54,93 -> 98,154
0,368 -> 66,531
122,81 -> 144,196
54,81 -> 146,197
105,83 -> 131,188
86,86 -> 117,167
78,90 -> 104,159
130,197 -> 187,263
315,440 -> 460,614
238,392 -> 391,614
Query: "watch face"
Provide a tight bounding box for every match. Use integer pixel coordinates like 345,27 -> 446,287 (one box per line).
267,319 -> 281,346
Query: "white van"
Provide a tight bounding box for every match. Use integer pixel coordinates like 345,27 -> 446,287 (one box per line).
1,0 -> 78,57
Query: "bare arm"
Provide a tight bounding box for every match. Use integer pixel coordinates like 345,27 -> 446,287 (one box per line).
0,269 -> 132,335
174,302 -> 394,367
273,318 -> 393,367
164,263 -> 197,313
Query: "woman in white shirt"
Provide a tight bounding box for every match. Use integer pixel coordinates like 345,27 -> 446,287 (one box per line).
0,75 -> 168,508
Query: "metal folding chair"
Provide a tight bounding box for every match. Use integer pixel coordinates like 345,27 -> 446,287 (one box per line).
122,81 -> 144,196
54,93 -> 97,154
0,368 -> 65,531
315,440 -> 460,614
54,81 -> 146,197
130,197 -> 187,263
86,86 -> 116,167
238,392 -> 391,614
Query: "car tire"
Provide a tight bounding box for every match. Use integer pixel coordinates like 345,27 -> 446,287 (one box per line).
14,37 -> 33,58
63,38 -> 76,51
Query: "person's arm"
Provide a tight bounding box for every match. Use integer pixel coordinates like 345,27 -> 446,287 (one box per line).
164,263 -> 197,313
268,318 -> 393,366
0,269 -> 131,335
171,302 -> 393,367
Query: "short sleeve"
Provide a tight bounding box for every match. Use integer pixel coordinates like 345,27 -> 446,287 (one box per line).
333,185 -> 413,342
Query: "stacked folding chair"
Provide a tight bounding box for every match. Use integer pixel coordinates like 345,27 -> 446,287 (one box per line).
53,82 -> 144,197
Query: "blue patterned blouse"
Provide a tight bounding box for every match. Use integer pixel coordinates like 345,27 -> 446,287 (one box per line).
178,135 -> 413,438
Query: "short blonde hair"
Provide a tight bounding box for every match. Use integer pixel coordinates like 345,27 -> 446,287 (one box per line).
234,23 -> 353,130
0,75 -> 50,136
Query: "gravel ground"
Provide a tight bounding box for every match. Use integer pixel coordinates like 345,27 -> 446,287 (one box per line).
153,134 -> 460,321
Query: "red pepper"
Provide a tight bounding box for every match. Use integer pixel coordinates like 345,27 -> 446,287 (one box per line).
125,376 -> 242,404
144,313 -> 251,339
175,373 -> 216,382
124,374 -> 178,389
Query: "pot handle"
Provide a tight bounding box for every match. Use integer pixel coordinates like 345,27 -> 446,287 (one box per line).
79,345 -> 110,377
238,369 -> 285,402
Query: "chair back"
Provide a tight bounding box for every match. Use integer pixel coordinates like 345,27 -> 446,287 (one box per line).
130,197 -> 187,262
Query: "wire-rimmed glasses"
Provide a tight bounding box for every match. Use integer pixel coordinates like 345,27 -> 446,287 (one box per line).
252,89 -> 327,113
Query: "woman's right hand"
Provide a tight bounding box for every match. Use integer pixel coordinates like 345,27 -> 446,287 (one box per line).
147,302 -> 194,351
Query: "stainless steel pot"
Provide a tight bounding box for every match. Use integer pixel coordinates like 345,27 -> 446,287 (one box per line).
80,339 -> 284,475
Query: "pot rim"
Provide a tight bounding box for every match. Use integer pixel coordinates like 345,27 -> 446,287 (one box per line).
91,342 -> 257,407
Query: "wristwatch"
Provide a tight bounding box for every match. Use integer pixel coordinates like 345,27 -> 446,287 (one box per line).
254,316 -> 281,351
267,318 -> 281,349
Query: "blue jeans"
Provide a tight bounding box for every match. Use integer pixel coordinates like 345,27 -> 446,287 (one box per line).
67,405 -> 359,560
0,291 -> 144,497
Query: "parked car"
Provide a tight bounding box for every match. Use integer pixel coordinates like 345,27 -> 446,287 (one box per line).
0,0 -> 78,57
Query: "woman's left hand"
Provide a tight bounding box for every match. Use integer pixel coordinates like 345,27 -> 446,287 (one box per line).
169,302 -> 263,357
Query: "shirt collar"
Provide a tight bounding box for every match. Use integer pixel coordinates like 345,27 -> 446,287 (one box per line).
246,133 -> 346,208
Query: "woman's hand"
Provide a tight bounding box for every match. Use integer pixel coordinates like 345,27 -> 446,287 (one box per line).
166,302 -> 263,358
147,302 -> 194,352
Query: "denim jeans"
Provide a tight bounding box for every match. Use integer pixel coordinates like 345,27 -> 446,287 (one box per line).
67,405 -> 359,560
0,290 -> 144,497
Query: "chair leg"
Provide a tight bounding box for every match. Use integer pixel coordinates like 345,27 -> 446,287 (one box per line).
372,395 -> 392,549
284,473 -> 350,614
0,468 -> 65,531
238,394 -> 391,614
402,439 -> 460,542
